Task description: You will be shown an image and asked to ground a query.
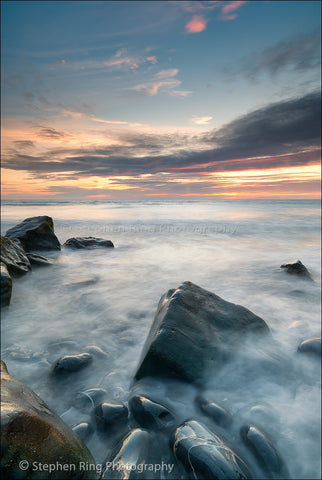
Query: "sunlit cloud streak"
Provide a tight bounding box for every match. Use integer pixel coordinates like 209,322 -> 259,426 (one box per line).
185,15 -> 208,33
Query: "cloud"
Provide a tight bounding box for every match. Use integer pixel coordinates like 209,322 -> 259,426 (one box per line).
185,15 -> 208,33
130,68 -> 192,97
3,91 -> 320,179
179,1 -> 219,13
146,56 -> 157,64
13,140 -> 35,149
191,116 -> 213,125
240,28 -> 321,78
221,1 -> 247,15
38,127 -> 67,139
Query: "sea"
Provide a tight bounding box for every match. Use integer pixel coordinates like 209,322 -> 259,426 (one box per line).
1,199 -> 321,479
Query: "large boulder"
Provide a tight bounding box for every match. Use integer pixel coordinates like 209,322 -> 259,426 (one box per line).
0,236 -> 31,274
171,420 -> 251,479
134,281 -> 270,383
6,216 -> 61,251
64,237 -> 114,249
1,262 -> 12,307
280,260 -> 313,281
0,361 -> 97,479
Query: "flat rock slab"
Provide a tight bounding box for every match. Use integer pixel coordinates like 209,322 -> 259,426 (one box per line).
280,260 -> 313,281
135,281 -> 270,383
1,262 -> 12,307
0,361 -> 97,479
64,237 -> 114,249
6,216 -> 61,251
0,235 -> 31,274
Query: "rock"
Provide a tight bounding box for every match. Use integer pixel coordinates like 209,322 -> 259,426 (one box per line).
129,395 -> 174,429
74,388 -> 108,411
6,216 -> 61,251
0,360 -> 97,479
52,353 -> 93,375
64,237 -> 114,249
1,262 -> 12,307
26,252 -> 53,266
280,260 -> 313,281
172,420 -> 251,479
93,402 -> 128,432
103,429 -> 161,479
72,422 -> 93,441
84,345 -> 108,358
298,337 -> 321,357
135,281 -> 270,383
0,236 -> 31,274
238,403 -> 280,439
240,425 -> 289,479
195,395 -> 233,428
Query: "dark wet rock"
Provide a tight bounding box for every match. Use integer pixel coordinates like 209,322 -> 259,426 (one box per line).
238,403 -> 280,439
64,237 -> 114,249
0,360 -> 97,479
172,420 -> 251,479
1,262 -> 12,307
135,281 -> 270,383
103,429 -> 163,479
93,402 -> 128,432
52,353 -> 93,375
195,395 -> 233,428
0,235 -> 31,274
72,422 -> 93,441
298,337 -> 321,357
74,388 -> 108,411
6,216 -> 61,251
129,395 -> 174,430
280,260 -> 313,281
240,425 -> 289,479
26,252 -> 53,266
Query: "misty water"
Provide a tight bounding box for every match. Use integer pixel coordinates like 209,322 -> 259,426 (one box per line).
1,199 -> 321,479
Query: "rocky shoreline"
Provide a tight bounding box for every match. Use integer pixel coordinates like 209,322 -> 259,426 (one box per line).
1,216 -> 321,479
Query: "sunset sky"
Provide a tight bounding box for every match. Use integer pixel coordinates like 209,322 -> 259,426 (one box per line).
1,0 -> 321,200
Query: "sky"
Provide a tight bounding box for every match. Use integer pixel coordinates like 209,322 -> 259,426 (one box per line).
1,0 -> 321,200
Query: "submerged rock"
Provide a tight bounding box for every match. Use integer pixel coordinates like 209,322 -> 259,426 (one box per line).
0,360 -> 97,479
94,402 -> 128,432
72,422 -> 93,441
64,237 -> 114,249
53,353 -> 93,375
280,260 -> 313,281
26,252 -> 53,266
74,388 -> 108,411
129,395 -> 174,430
0,235 -> 31,274
1,262 -> 12,307
172,420 -> 251,479
135,281 -> 270,383
298,337 -> 321,357
195,395 -> 233,428
240,425 -> 289,479
6,216 -> 61,251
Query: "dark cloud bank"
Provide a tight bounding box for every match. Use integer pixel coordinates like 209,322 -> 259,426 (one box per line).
4,91 -> 321,178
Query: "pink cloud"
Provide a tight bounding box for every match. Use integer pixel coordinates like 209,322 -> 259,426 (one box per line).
146,56 -> 157,64
181,1 -> 219,13
130,63 -> 139,70
221,1 -> 247,15
185,15 -> 208,33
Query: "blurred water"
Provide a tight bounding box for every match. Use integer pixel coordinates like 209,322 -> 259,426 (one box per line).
1,199 -> 321,479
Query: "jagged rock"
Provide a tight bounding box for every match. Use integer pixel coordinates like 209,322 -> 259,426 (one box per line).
240,425 -> 290,479
0,235 -> 31,274
1,262 -> 12,307
26,252 -> 53,266
298,337 -> 321,357
135,281 -> 270,383
6,216 -> 61,251
0,361 -> 97,479
195,395 -> 233,428
52,353 -> 93,375
280,260 -> 313,281
129,395 -> 174,429
64,237 -> 114,249
93,402 -> 128,432
172,420 -> 251,479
